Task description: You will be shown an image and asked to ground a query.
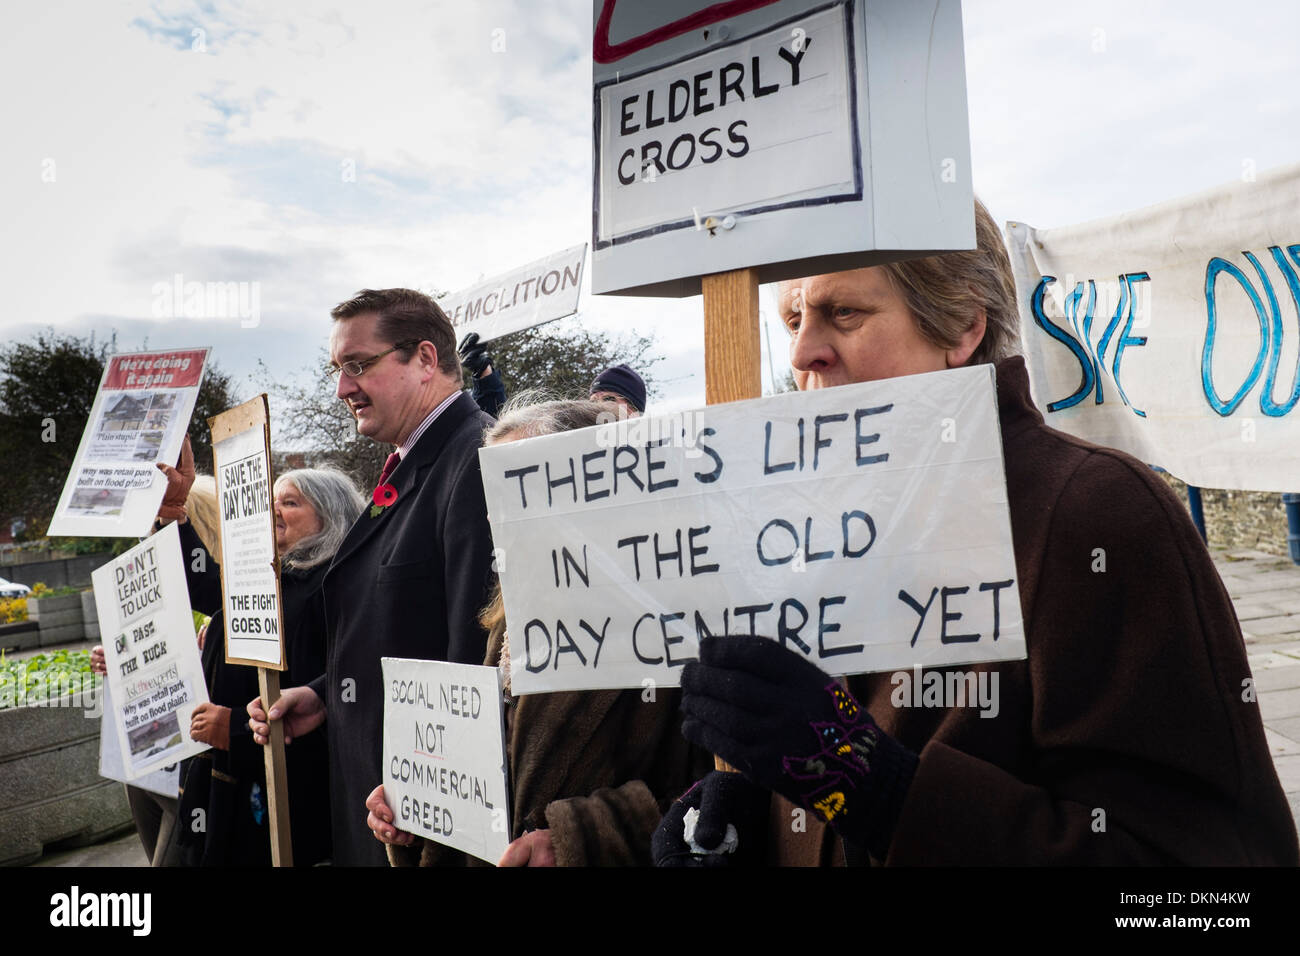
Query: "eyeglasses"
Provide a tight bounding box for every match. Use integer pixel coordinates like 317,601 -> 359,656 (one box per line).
325,341 -> 420,380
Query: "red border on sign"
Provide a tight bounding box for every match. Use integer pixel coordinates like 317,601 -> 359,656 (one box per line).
593,0 -> 781,64
104,350 -> 207,390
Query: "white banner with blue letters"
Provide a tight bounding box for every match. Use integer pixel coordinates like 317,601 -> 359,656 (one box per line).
1006,163 -> 1300,492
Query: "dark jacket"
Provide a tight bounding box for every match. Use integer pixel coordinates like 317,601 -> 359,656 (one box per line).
311,391 -> 497,866
772,356 -> 1300,865
178,520 -> 222,615
470,369 -> 506,419
178,561 -> 332,866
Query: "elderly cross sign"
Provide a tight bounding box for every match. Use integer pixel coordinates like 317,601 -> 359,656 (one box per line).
589,0 -> 978,770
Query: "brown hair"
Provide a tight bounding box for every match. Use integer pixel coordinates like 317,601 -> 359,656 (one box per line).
330,288 -> 461,377
880,197 -> 1021,367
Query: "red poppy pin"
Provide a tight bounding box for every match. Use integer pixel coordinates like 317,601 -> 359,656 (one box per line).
370,483 -> 398,518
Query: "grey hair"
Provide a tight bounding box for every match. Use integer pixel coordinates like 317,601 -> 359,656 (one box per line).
485,390 -> 613,444
275,468 -> 365,571
878,196 -> 1022,366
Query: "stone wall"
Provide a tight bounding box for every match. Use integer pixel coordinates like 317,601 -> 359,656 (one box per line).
1160,474 -> 1294,558
0,693 -> 132,865
0,552 -> 115,590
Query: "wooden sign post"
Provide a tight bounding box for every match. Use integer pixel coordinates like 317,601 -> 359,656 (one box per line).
703,267 -> 760,772
703,268 -> 761,404
209,395 -> 292,867
590,0 -> 976,781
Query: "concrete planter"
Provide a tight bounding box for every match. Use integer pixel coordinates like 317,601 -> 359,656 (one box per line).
0,621 -> 40,653
80,590 -> 100,641
0,692 -> 131,865
29,593 -> 85,647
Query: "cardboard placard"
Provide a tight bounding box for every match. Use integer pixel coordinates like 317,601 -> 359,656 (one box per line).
91,522 -> 210,779
481,364 -> 1026,694
591,0 -> 974,297
210,396 -> 285,669
381,658 -> 511,865
442,244 -> 587,344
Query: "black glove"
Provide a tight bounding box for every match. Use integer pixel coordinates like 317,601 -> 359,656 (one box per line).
680,636 -> 918,862
458,332 -> 492,377
652,770 -> 771,867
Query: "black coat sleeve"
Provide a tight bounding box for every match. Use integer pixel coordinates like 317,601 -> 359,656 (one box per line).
177,519 -> 223,615
470,369 -> 506,419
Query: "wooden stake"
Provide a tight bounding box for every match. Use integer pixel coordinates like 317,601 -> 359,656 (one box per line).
210,395 -> 293,865
703,268 -> 762,405
702,267 -> 761,773
258,667 -> 293,867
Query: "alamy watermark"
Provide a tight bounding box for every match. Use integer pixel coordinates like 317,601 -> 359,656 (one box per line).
889,665 -> 999,718
151,273 -> 261,328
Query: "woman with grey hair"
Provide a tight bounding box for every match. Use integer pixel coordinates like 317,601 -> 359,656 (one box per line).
180,467 -> 363,866
273,468 -> 365,571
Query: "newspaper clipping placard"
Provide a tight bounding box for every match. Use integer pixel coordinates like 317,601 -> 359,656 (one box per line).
48,348 -> 209,538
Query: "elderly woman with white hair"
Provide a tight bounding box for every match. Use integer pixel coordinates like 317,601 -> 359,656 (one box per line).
179,467 -> 364,866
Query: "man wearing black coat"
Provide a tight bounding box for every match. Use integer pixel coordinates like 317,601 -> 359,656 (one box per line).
249,288 -> 497,865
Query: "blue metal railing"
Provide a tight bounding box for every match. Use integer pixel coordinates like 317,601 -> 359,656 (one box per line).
1284,493 -> 1300,565
1151,466 -> 1300,565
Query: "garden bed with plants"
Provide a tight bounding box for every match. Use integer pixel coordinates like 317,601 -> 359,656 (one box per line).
0,648 -> 129,865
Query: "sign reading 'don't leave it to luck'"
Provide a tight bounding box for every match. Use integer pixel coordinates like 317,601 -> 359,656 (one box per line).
48,348 -> 209,538
92,522 -> 211,779
480,364 -> 1026,695
591,0 -> 974,297
441,244 -> 587,344
381,658 -> 510,865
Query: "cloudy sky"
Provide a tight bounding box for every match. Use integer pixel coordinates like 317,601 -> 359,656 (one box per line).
3,0 -> 1297,419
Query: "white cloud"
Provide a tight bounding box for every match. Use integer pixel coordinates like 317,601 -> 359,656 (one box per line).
1,0 -> 1296,416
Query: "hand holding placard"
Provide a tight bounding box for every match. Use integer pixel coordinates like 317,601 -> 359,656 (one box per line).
156,435 -> 196,523
247,685 -> 325,746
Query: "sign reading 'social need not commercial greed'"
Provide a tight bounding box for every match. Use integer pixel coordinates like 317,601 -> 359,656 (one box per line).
381,658 -> 510,864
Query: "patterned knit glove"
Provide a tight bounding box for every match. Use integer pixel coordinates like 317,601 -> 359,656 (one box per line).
680,636 -> 918,862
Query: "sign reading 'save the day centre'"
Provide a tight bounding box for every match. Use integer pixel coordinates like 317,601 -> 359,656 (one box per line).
480,365 -> 1026,695
591,0 -> 975,296
211,397 -> 285,669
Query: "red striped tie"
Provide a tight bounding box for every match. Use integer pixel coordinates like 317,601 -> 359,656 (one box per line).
376,451 -> 400,490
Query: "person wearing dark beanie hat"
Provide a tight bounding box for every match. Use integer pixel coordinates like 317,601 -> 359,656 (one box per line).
590,363 -> 646,417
